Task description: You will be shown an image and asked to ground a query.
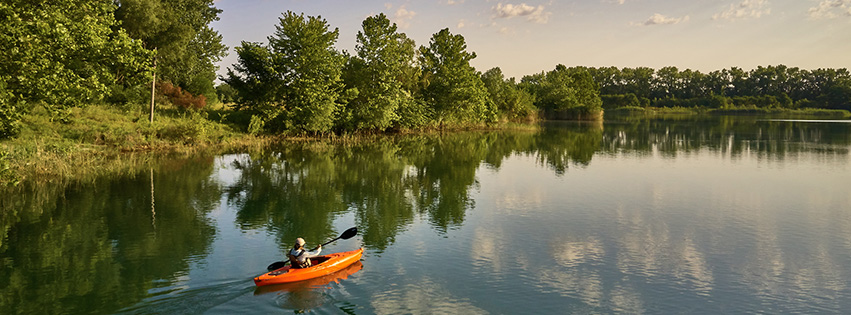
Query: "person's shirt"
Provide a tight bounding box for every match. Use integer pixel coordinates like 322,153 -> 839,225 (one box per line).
288,247 -> 321,268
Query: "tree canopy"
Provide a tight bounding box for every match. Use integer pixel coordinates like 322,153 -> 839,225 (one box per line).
419,28 -> 495,126
589,65 -> 851,111
0,0 -> 151,124
115,0 -> 227,104
224,11 -> 347,133
342,13 -> 418,131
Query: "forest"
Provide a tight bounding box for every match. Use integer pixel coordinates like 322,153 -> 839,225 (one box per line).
2,0 -> 850,140
586,65 -> 851,112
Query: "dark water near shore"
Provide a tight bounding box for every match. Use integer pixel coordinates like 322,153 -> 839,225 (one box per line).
2,116 -> 850,314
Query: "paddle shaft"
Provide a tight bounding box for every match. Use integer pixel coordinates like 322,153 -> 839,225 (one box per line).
313,236 -> 341,250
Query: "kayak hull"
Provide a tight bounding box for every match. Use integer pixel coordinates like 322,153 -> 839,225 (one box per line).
254,260 -> 363,295
254,248 -> 363,286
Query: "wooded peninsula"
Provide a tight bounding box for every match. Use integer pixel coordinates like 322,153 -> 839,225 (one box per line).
1,1 -> 850,186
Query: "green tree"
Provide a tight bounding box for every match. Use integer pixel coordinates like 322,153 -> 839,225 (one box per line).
269,11 -> 347,132
653,66 -> 680,99
620,67 -> 654,99
532,65 -> 602,120
115,0 -> 227,104
343,13 -> 418,131
223,41 -> 282,112
481,67 -> 536,121
215,83 -> 237,105
0,0 -> 151,126
419,28 -> 494,126
224,11 -> 347,133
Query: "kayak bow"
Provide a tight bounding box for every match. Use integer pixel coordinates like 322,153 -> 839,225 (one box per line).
254,248 -> 363,286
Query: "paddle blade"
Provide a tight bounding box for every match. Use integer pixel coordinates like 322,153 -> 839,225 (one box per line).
267,261 -> 287,271
340,227 -> 358,240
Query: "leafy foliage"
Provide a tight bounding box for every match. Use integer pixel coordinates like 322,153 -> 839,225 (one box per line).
223,42 -> 282,111
0,0 -> 152,123
225,11 -> 347,133
481,67 -> 536,121
589,65 -> 851,111
271,12 -> 347,132
523,65 -> 602,120
342,13 -> 418,131
419,28 -> 495,126
115,0 -> 227,103
0,81 -> 21,138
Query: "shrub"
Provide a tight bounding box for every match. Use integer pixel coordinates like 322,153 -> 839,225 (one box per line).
0,80 -> 22,139
157,82 -> 207,110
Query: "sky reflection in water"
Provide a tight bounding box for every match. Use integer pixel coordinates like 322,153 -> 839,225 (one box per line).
1,117 -> 849,313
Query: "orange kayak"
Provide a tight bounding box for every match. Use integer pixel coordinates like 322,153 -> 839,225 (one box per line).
254,260 -> 363,295
254,248 -> 364,286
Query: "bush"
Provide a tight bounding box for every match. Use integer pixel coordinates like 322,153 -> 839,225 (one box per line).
0,147 -> 18,186
158,82 -> 207,110
105,84 -> 150,106
601,93 -> 641,109
0,80 -> 22,139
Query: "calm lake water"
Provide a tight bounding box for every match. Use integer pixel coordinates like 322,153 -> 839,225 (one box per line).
2,116 -> 850,314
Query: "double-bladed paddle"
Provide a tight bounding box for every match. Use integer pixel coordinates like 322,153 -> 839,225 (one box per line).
266,227 -> 358,271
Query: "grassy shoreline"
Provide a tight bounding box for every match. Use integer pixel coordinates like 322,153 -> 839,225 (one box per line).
2,104 -> 848,188
0,104 -> 271,187
604,106 -> 851,118
0,104 -> 539,187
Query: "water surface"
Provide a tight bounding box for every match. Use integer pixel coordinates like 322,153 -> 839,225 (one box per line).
2,116 -> 850,313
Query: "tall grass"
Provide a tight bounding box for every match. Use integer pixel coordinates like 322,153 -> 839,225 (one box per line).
0,104 -> 270,186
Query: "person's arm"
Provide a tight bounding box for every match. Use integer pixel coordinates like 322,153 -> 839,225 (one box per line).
305,245 -> 322,257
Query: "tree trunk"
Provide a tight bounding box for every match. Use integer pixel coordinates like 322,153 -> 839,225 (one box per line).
149,57 -> 156,123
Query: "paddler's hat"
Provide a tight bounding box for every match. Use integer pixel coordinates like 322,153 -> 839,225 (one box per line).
295,238 -> 306,247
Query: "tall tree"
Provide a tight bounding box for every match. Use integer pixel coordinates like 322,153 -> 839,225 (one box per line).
419,28 -> 494,126
343,13 -> 417,131
225,11 -> 347,133
270,11 -> 347,132
115,0 -> 227,104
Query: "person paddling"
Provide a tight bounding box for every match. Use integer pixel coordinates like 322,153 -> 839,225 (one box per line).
288,237 -> 321,268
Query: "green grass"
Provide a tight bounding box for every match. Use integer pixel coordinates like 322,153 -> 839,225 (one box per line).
605,106 -> 851,119
0,102 -> 534,187
605,106 -> 701,117
0,104 -> 270,187
707,107 -> 851,118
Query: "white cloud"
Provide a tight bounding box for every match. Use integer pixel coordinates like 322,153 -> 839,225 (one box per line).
808,0 -> 851,19
457,19 -> 466,29
392,5 -> 417,29
640,13 -> 690,26
493,2 -> 551,24
713,0 -> 771,20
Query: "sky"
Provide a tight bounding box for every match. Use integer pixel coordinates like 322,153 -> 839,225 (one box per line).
211,0 -> 851,79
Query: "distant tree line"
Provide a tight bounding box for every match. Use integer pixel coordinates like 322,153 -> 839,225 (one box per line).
585,65 -> 851,111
